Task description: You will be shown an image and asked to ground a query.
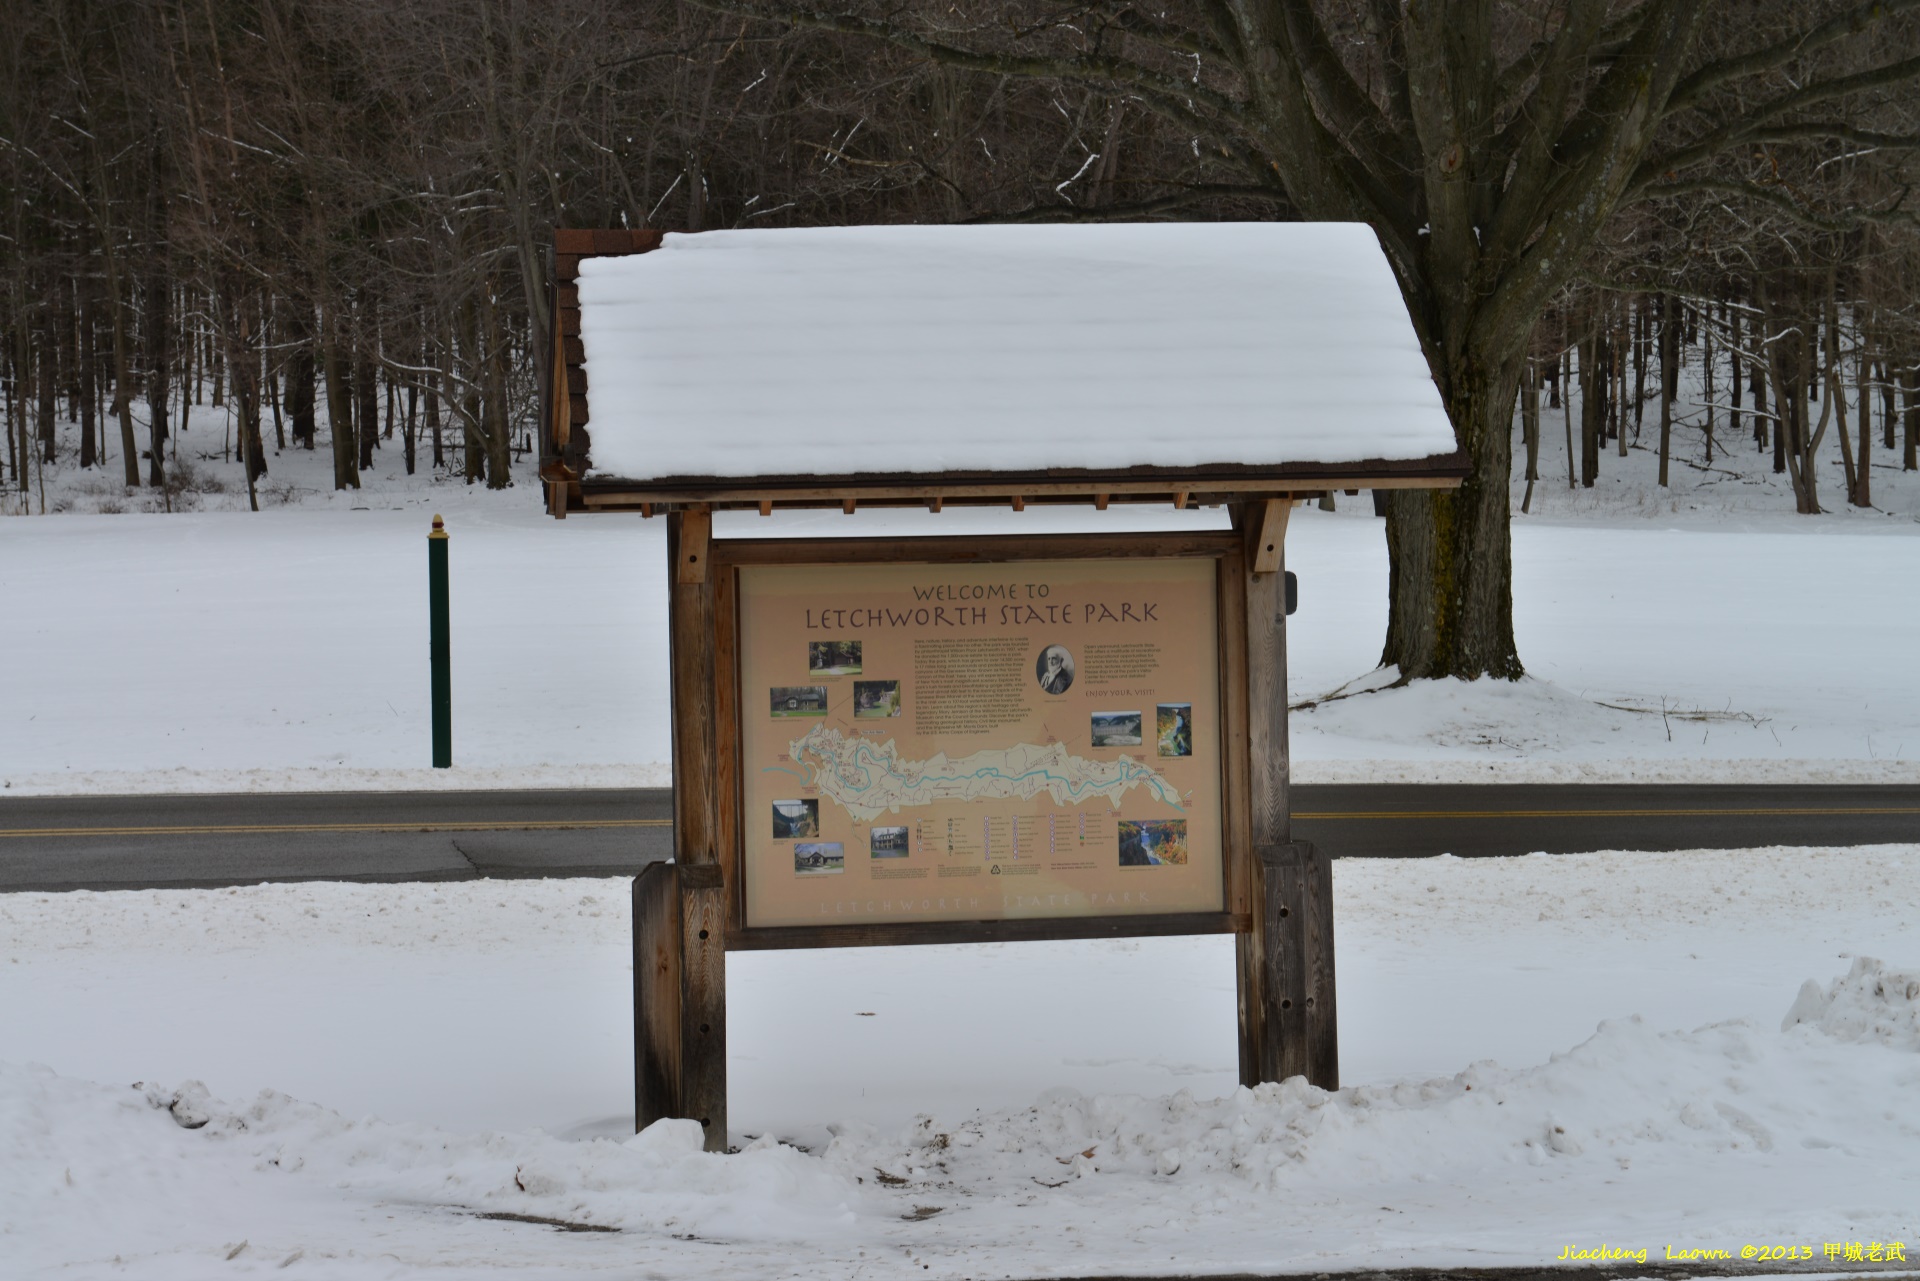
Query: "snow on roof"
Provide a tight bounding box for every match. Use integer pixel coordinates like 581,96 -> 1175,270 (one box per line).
574,222 -> 1456,482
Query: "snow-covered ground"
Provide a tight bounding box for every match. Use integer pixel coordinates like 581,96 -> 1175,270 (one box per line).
3,492 -> 1917,793
6,356 -> 1919,1278
5,345 -> 1919,789
4,846 -> 1916,1277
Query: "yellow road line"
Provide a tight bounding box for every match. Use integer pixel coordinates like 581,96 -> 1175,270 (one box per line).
1295,808 -> 1920,820
0,819 -> 671,839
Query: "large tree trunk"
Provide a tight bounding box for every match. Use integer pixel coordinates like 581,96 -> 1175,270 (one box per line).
1632,296 -> 1648,440
1579,326 -> 1602,487
427,360 -> 443,470
403,375 -> 418,476
459,296 -> 486,484
227,293 -> 268,491
1853,339 -> 1871,508
1702,325 -> 1714,466
321,303 -> 358,489
78,271 -> 97,469
11,324 -> 29,494
1727,304 -> 1742,445
1904,359 -> 1918,472
145,270 -> 169,492
5,332 -> 18,493
355,331 -> 377,472
35,326 -> 56,466
482,284 -> 512,489
285,315 -> 316,450
1657,295 -> 1675,487
1519,357 -> 1539,515
1381,354 -> 1522,680
1561,348 -> 1574,490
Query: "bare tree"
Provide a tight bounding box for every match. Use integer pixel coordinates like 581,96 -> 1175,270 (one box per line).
686,0 -> 1920,678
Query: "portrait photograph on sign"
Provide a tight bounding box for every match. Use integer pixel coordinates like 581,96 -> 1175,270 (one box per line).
737,556 -> 1225,929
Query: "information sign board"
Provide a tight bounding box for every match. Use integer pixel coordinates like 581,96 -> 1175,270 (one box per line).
729,548 -> 1232,933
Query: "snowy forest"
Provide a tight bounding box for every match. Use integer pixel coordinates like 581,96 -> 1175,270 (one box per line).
3,0 -> 1918,518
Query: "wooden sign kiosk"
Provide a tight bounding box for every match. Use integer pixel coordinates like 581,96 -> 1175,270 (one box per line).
541,223 -> 1465,1150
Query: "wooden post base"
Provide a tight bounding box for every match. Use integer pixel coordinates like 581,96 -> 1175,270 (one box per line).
1237,840 -> 1339,1090
633,861 -> 683,1133
633,860 -> 730,1148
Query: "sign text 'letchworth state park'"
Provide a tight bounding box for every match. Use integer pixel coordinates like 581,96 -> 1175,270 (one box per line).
740,558 -> 1225,928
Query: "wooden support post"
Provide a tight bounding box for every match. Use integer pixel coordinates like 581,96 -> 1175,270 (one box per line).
1249,842 -> 1338,1088
1231,502 -> 1337,1091
633,860 -> 682,1130
660,507 -> 728,1149
1300,842 -> 1338,1087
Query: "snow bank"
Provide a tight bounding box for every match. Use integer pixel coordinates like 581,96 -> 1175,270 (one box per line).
1784,956 -> 1920,1051
4,846 -> 1917,1278
576,223 -> 1457,480
6,956 -> 1918,1278
829,990 -> 1918,1205
1,1060 -> 861,1279
113,1071 -> 861,1241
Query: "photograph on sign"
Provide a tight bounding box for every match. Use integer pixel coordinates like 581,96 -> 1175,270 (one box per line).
853,680 -> 902,718
738,557 -> 1224,928
808,641 -> 862,677
1157,703 -> 1193,757
771,798 -> 818,839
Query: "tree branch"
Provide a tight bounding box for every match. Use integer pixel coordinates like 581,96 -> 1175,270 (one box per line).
1664,0 -> 1920,115
1168,0 -> 1406,233
1274,0 -> 1411,182
963,181 -> 1289,223
1640,176 -> 1918,231
682,0 -> 1248,122
1097,5 -> 1224,60
1636,122 -> 1920,189
1361,0 -> 1413,137
1484,0 -> 1608,270
1491,3 -> 1644,109
1477,0 -> 1710,360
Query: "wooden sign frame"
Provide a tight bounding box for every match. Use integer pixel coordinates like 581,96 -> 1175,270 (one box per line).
717,529 -> 1251,951
635,502 -> 1338,1150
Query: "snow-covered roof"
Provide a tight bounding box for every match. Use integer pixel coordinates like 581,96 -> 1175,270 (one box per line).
562,222 -> 1460,499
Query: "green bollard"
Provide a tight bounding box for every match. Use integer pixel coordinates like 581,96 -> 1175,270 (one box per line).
428,514 -> 451,768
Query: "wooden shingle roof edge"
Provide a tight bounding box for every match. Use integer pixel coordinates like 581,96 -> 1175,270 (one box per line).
540,229 -> 663,513
538,228 -> 1467,519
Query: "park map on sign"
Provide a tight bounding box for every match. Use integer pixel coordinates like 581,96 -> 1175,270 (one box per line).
790,723 -> 1182,823
738,557 -> 1224,929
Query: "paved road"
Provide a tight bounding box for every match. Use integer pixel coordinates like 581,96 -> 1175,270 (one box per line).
2,784 -> 1916,893
0,789 -> 673,892
1291,783 -> 1920,858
